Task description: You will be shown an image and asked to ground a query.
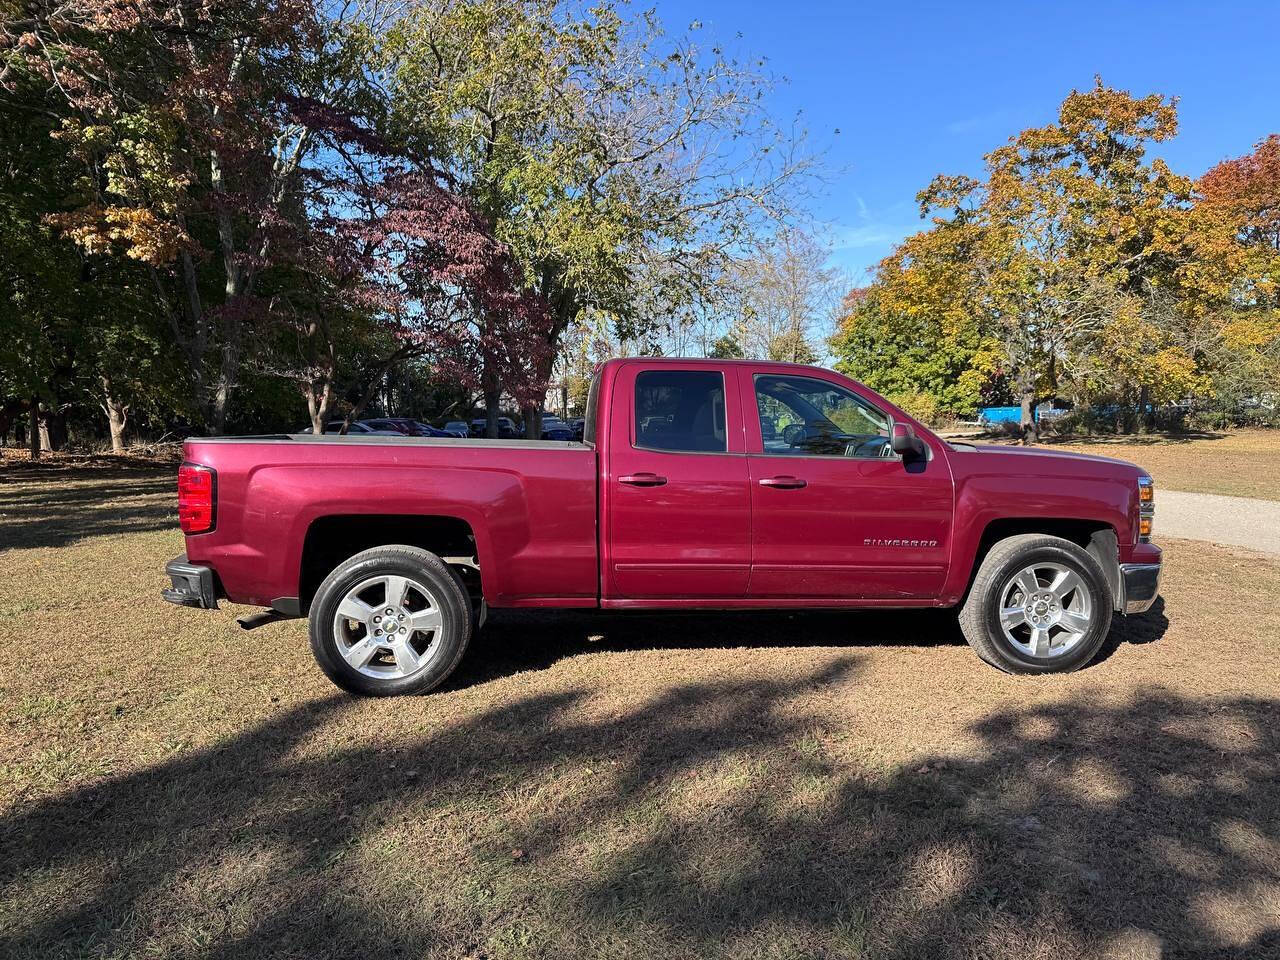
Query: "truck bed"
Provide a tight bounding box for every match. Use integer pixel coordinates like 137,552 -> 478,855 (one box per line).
181,435 -> 599,610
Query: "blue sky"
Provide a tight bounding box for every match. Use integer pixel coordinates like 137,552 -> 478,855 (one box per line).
656,0 -> 1280,285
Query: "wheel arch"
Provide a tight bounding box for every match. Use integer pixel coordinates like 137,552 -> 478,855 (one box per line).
299,514 -> 482,614
959,517 -> 1120,609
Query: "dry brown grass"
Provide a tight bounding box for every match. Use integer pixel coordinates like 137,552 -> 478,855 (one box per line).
2,467 -> 1278,959
1031,430 -> 1280,501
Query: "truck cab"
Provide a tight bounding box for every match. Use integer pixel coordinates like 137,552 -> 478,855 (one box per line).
163,358 -> 1162,695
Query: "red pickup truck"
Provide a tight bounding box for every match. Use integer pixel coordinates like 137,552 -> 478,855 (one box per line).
163,357 -> 1161,695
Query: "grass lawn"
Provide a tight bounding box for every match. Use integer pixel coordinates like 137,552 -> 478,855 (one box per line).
1030,429 -> 1280,501
2,461 -> 1279,959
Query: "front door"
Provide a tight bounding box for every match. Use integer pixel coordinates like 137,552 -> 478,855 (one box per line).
741,369 -> 953,600
606,364 -> 751,599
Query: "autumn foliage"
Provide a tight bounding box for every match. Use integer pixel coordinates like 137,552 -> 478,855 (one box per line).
833,80 -> 1280,434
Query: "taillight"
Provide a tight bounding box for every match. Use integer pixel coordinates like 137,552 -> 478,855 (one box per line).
178,462 -> 216,534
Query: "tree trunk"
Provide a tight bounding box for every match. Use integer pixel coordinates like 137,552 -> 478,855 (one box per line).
308,386 -> 331,435
1018,376 -> 1038,446
343,352 -> 406,433
305,376 -> 333,435
211,333 -> 238,436
28,397 -> 40,460
1137,386 -> 1151,435
522,334 -> 559,440
482,355 -> 501,438
101,376 -> 129,454
523,405 -> 542,440
37,402 -> 53,453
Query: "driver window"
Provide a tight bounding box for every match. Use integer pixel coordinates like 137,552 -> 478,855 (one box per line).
754,374 -> 891,458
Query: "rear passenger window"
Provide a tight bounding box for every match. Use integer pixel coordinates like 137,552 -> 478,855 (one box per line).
634,370 -> 726,453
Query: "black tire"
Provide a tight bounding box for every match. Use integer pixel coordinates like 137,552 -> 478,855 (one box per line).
958,534 -> 1114,674
308,545 -> 474,696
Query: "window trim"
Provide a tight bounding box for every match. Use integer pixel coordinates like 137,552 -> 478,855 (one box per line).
582,372 -> 601,447
751,372 -> 899,461
631,368 -> 732,456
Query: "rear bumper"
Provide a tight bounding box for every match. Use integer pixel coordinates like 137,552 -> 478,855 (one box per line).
1119,562 -> 1162,615
162,553 -> 219,609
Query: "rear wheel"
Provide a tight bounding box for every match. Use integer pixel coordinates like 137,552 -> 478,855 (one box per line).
308,545 -> 474,696
959,534 -> 1113,674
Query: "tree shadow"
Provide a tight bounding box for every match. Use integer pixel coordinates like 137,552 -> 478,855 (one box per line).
0,450 -> 181,480
972,432 -> 1230,447
449,600 -> 1170,689
0,473 -> 175,551
4,658 -> 1269,959
1037,432 -> 1230,447
449,607 -> 964,689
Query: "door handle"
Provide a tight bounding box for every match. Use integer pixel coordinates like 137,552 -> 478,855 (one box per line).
618,472 -> 667,487
759,475 -> 806,489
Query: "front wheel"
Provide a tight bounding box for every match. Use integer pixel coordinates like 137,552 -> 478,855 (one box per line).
958,534 -> 1114,674
308,545 -> 474,696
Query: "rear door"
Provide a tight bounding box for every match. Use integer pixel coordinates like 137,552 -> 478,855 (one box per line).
740,367 -> 953,600
604,363 -> 751,599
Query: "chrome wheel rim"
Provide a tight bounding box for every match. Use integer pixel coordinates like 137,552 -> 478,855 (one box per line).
332,574 -> 444,679
997,562 -> 1095,659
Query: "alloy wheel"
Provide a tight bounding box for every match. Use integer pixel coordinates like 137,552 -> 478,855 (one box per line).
331,574 -> 444,679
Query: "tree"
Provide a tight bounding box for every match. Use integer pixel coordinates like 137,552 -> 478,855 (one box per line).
5,0 -> 551,439
383,0 -> 812,436
728,229 -> 839,364
0,50 -> 175,455
1196,135 -> 1280,412
847,79 -> 1243,439
832,288 -> 1004,416
1200,134 -> 1280,265
709,331 -> 745,359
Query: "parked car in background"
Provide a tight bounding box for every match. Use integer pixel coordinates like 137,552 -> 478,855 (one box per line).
360,418 -> 411,435
298,421 -> 403,435
443,421 -> 471,438
167,356 -> 1161,697
539,416 -> 574,440
370,418 -> 453,438
469,417 -> 520,438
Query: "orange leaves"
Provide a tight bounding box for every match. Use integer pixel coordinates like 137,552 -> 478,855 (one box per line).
1199,134 -> 1280,229
46,205 -> 192,266
1198,134 -> 1280,310
1057,76 -> 1179,147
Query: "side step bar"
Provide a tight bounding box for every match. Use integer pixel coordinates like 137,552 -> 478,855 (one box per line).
236,610 -> 297,631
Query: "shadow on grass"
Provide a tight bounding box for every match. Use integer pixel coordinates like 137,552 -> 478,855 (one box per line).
447,598 -> 1169,689
4,657 -> 1271,959
0,473 -> 175,551
1045,432 -> 1228,447
972,432 -> 1230,447
1039,432 -> 1231,447
0,449 -> 182,479
449,606 -> 967,689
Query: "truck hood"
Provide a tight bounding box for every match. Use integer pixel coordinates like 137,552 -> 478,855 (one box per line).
949,441 -> 1147,479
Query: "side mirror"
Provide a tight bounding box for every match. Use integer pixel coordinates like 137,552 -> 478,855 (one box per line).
891,422 -> 926,460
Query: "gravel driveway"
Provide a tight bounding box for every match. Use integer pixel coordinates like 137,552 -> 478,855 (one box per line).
1157,490 -> 1280,556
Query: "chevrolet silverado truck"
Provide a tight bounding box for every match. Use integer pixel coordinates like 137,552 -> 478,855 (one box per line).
162,357 -> 1162,696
